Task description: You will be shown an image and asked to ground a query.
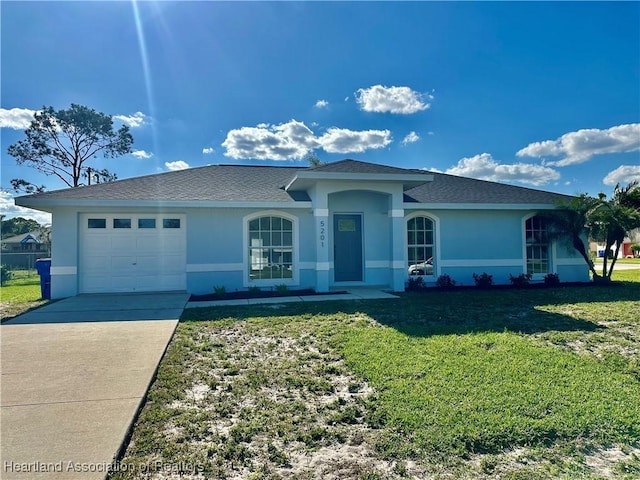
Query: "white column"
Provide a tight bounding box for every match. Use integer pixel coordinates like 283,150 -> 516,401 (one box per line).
314,191 -> 330,292
389,191 -> 406,292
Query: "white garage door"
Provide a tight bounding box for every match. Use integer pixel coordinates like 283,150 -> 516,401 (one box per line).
80,214 -> 186,293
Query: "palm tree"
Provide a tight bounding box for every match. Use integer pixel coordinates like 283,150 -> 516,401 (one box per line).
542,182 -> 640,282
590,182 -> 640,279
540,195 -> 601,279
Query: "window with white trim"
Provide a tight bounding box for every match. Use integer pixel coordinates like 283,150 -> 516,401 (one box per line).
525,216 -> 549,274
407,216 -> 435,276
248,216 -> 293,280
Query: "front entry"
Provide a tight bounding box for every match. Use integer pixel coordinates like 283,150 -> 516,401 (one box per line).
333,214 -> 363,281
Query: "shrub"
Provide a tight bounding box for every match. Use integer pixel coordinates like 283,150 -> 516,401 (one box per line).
435,274 -> 456,288
213,285 -> 227,298
406,276 -> 425,291
472,272 -> 493,288
509,273 -> 532,287
544,272 -> 560,286
275,284 -> 289,295
247,285 -> 261,296
0,265 -> 12,286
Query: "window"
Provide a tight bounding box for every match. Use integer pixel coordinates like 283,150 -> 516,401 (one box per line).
87,218 -> 106,229
248,216 -> 293,280
113,218 -> 131,229
407,216 -> 435,276
163,218 -> 181,229
525,216 -> 549,274
138,218 -> 156,229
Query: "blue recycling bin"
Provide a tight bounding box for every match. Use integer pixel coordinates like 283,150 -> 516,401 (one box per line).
35,258 -> 52,299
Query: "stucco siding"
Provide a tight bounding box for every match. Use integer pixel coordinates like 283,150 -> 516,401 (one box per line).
50,208 -> 79,298
436,210 -> 524,261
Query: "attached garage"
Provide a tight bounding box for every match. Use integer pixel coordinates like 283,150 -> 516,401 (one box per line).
79,214 -> 186,293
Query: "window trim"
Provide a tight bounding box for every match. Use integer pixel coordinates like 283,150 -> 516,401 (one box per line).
522,214 -> 556,278
405,212 -> 440,278
242,210 -> 299,287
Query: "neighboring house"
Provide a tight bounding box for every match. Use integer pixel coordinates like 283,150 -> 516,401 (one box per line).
15,159 -> 589,299
1,229 -> 51,270
591,228 -> 640,258
1,230 -> 50,253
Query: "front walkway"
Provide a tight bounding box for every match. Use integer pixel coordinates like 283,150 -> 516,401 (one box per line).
0,292 -> 189,479
185,288 -> 399,308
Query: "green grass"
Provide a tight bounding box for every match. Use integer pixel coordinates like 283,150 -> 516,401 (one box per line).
111,273 -> 640,479
0,275 -> 47,320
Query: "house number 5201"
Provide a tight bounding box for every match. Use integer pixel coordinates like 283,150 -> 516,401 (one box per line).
319,220 -> 326,247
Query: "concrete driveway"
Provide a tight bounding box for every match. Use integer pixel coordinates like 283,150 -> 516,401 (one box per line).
1,292 -> 189,480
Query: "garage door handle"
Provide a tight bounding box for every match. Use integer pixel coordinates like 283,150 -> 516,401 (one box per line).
132,262 -> 137,265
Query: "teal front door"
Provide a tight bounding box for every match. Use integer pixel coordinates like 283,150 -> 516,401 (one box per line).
333,214 -> 363,282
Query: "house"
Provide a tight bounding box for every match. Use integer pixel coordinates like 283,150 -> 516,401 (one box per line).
1,229 -> 51,269
15,159 -> 589,299
590,228 -> 640,258
1,230 -> 50,253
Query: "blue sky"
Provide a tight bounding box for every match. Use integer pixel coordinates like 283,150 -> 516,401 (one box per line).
2,1 -> 639,224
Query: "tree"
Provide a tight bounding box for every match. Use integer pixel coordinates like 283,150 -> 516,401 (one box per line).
588,182 -> 640,279
542,182 -> 640,282
7,104 -> 134,192
1,216 -> 42,239
540,195 -> 601,279
306,154 -> 327,168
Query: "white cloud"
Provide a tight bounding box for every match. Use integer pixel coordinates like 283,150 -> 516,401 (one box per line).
517,123 -> 640,166
131,149 -> 153,159
0,107 -> 37,129
402,131 -> 420,145
222,120 -> 318,161
165,160 -> 190,171
221,120 -> 392,160
603,165 -> 640,186
318,128 -> 392,154
113,111 -> 147,128
315,100 -> 329,109
202,147 -> 214,155
0,190 -> 52,224
446,153 -> 561,186
355,85 -> 432,114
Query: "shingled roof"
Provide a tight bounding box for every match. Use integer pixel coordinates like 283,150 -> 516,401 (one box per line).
405,171 -> 571,204
16,159 -> 571,206
17,165 -> 309,203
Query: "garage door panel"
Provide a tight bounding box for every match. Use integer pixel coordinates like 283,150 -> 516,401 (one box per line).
111,274 -> 138,290
85,235 -> 110,251
111,255 -> 137,271
161,236 -> 184,251
160,255 -> 186,270
83,255 -> 109,271
111,236 -> 136,251
80,214 -> 186,294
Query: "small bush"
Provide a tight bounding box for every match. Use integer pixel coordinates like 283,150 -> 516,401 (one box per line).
275,284 -> 289,295
406,276 -> 425,291
1,265 -> 12,286
435,274 -> 456,288
509,273 -> 532,287
248,285 -> 261,296
544,272 -> 560,286
213,285 -> 227,298
473,272 -> 493,288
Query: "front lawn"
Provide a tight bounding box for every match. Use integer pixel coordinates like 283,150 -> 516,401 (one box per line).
111,272 -> 640,480
0,274 -> 47,321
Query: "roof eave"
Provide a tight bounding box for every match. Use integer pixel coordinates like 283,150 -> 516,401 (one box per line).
403,202 -> 560,210
15,198 -> 313,210
285,171 -> 433,191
